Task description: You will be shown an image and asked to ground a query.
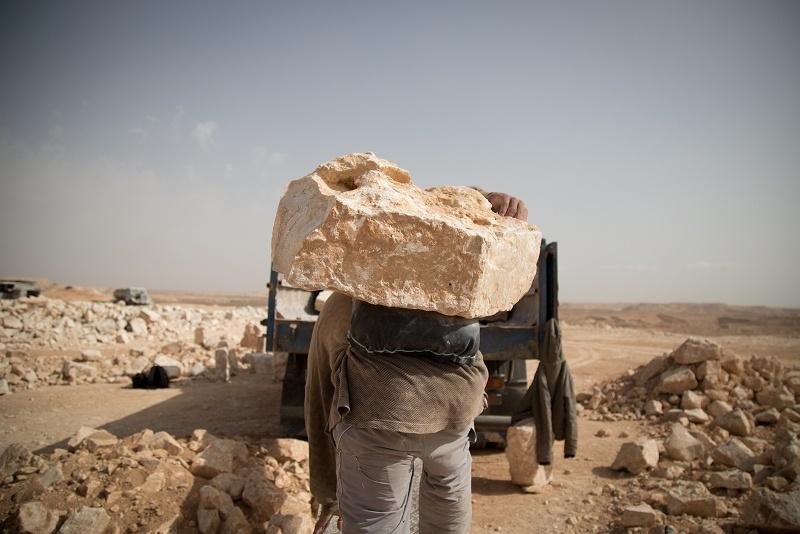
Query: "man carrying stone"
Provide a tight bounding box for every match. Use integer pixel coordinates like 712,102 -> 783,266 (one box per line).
305,191 -> 529,534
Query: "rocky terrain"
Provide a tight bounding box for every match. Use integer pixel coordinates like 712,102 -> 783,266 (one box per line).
578,337 -> 800,532
1,291 -> 798,533
0,426 -> 313,533
0,296 -> 267,395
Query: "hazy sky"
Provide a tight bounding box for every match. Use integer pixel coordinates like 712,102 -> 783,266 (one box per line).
1,1 -> 798,306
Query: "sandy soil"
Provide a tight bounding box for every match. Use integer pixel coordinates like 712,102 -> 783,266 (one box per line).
1,287 -> 798,532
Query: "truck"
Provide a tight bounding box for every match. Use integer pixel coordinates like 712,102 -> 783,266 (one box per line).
0,280 -> 40,299
263,240 -> 559,441
113,287 -> 152,305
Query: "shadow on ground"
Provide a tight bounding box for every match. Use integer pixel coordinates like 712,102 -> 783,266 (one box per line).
32,374 -> 283,454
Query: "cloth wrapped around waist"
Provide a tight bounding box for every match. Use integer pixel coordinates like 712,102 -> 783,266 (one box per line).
346,299 -> 480,366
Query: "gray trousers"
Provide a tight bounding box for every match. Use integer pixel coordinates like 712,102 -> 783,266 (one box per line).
332,423 -> 473,534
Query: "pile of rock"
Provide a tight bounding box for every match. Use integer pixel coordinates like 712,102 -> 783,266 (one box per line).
0,297 -> 262,351
587,338 -> 800,532
1,427 -> 313,533
580,338 -> 799,430
0,296 -> 270,395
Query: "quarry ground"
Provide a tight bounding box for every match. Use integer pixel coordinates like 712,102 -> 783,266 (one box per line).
1,287 -> 798,533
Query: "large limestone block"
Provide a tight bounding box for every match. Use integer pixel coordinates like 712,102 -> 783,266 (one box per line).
505,419 -> 553,489
271,152 -> 542,318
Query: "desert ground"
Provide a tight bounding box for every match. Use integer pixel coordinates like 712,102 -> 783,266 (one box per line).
1,283 -> 798,533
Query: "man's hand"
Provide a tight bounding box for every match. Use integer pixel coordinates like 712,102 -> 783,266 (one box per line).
485,192 -> 528,221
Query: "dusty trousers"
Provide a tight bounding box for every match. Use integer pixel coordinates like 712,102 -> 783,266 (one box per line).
333,423 -> 473,534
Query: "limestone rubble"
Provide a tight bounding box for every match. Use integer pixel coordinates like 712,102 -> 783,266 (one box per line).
271,152 -> 542,318
0,296 -> 277,394
579,337 -> 800,532
0,427 -> 312,533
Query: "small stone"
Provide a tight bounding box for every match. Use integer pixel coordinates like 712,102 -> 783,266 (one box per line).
611,440 -> 659,474
210,473 -> 246,500
59,507 -> 111,534
139,308 -> 161,324
664,424 -> 705,461
242,469 -> 288,522
240,323 -> 262,351
707,400 -> 732,418
644,399 -> 663,416
684,408 -> 710,424
633,355 -> 672,387
755,408 -> 781,425
665,481 -> 716,518
681,391 -> 705,410
127,317 -> 148,335
191,439 -> 248,478
756,386 -> 795,410
0,442 -> 31,479
0,379 -> 9,395
655,366 -> 698,394
197,508 -> 220,534
268,438 -> 309,463
672,338 -> 721,364
711,438 -> 756,471
61,361 -> 97,380
79,349 -> 102,362
84,429 -> 118,451
150,431 -> 183,455
714,409 -> 754,436
194,327 -> 206,346
186,362 -> 204,376
621,503 -> 658,527
765,476 -> 789,492
67,426 -> 99,451
708,469 -> 753,490
199,484 -> 235,516
215,349 -> 230,382
595,429 -> 610,438
17,501 -> 59,534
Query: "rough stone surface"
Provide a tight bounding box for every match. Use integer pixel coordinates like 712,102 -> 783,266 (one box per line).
708,469 -> 752,490
655,366 -> 698,394
711,438 -> 756,471
242,469 -> 288,522
215,349 -> 230,382
621,503 -> 658,527
715,409 -> 754,436
271,152 -> 543,318
268,439 -> 309,463
0,442 -> 32,479
611,439 -> 659,474
707,400 -> 733,418
664,424 -> 705,461
633,355 -> 671,387
58,506 -> 110,534
191,439 -> 248,479
665,481 -> 717,518
16,501 -> 59,534
506,420 -> 554,487
672,338 -> 721,364
741,488 -> 800,532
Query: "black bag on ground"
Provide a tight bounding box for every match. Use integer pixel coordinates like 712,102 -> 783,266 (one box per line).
131,365 -> 170,389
